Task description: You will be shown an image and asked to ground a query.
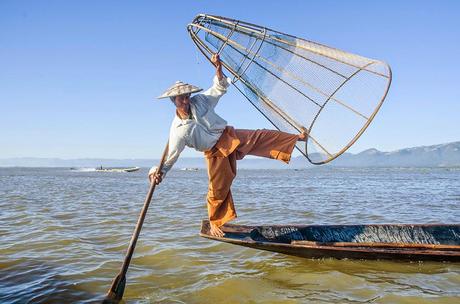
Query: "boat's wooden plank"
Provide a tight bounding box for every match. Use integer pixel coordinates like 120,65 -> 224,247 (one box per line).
291,240 -> 460,251
203,221 -> 460,245
200,220 -> 460,262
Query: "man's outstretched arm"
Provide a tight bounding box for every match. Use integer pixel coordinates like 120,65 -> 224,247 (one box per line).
200,54 -> 231,108
211,53 -> 223,81
148,131 -> 185,185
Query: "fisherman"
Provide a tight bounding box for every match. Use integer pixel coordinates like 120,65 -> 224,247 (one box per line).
149,54 -> 307,237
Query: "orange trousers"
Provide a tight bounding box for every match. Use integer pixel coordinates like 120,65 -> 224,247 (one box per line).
204,126 -> 299,227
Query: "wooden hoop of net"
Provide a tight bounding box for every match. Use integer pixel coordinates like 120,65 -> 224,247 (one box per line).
188,14 -> 392,165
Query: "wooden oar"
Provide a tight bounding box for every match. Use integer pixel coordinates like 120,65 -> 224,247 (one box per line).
103,143 -> 169,303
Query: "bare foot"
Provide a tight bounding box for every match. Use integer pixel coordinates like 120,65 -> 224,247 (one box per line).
298,127 -> 309,142
210,223 -> 225,237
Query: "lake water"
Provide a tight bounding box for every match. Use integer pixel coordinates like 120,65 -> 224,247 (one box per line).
1,167 -> 459,303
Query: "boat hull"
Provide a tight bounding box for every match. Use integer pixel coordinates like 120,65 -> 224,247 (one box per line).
200,220 -> 460,262
95,167 -> 140,173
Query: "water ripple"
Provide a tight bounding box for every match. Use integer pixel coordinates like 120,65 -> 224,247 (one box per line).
0,167 -> 459,303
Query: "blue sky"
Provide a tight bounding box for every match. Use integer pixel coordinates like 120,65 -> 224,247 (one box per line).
1,1 -> 459,159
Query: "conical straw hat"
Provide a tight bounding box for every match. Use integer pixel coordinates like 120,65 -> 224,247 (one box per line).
157,81 -> 203,99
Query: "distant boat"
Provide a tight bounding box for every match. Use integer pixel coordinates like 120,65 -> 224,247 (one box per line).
95,166 -> 140,173
180,167 -> 199,171
200,220 -> 460,262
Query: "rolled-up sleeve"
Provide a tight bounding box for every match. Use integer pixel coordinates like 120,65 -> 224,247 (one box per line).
200,75 -> 232,108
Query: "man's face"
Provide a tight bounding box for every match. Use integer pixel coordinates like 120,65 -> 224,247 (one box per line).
174,94 -> 191,108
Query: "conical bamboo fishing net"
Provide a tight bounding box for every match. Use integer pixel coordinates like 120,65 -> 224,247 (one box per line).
188,14 -> 392,164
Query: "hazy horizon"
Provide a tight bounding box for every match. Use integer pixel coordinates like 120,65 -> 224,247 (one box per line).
1,139 -> 458,160
2,140 -> 459,168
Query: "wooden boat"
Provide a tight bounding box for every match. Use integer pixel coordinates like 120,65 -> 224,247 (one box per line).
200,220 -> 460,262
180,167 -> 199,171
95,166 -> 140,173
121,167 -> 140,173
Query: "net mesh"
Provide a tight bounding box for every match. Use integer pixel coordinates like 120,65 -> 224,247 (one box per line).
188,15 -> 392,164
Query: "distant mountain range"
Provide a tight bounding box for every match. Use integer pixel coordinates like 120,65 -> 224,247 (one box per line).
329,141 -> 460,167
1,141 -> 460,168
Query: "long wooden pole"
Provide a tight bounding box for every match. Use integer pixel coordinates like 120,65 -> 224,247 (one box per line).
103,142 -> 169,303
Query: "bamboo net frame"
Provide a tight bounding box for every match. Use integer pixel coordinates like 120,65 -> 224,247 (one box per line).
187,14 -> 392,164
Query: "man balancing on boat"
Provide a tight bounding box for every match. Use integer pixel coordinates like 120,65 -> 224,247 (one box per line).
148,54 -> 308,237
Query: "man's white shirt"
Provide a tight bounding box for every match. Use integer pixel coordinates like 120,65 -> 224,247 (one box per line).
149,76 -> 232,177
